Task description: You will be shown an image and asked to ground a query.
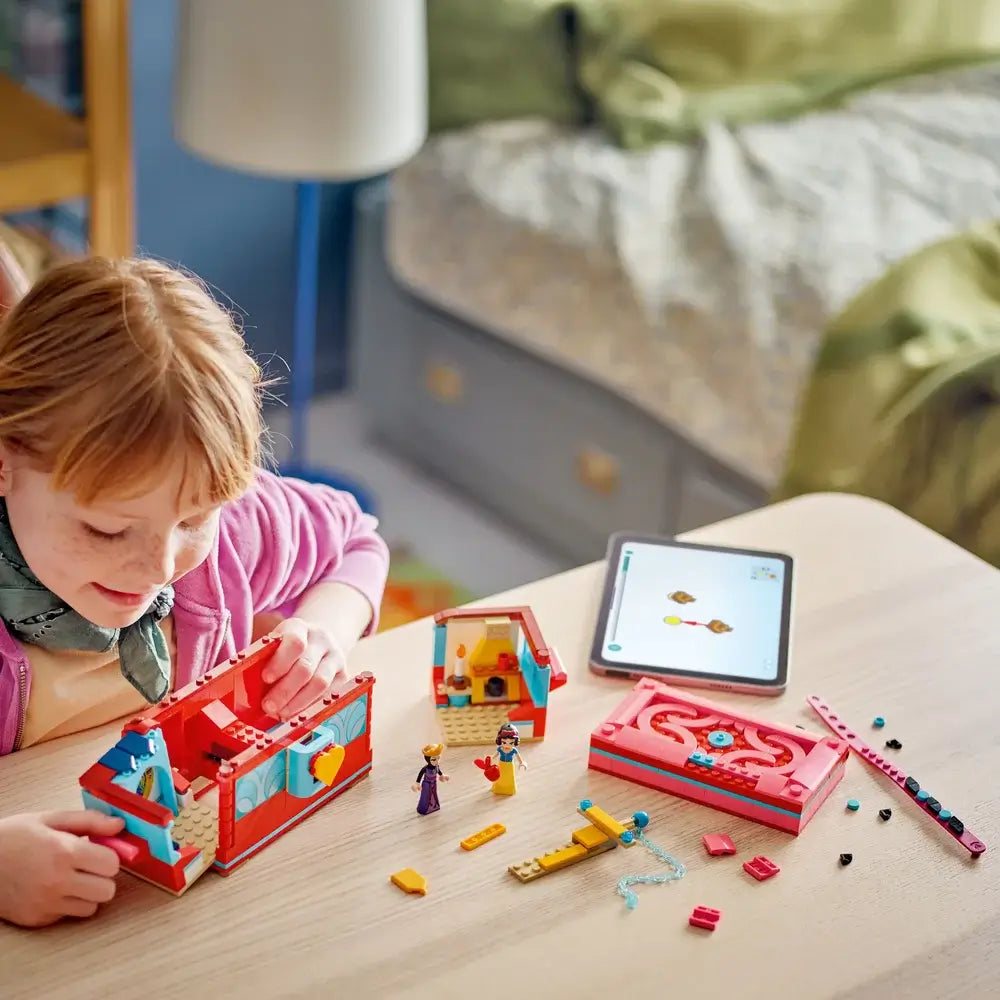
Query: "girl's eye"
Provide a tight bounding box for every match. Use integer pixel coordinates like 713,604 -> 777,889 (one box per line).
82,523 -> 125,541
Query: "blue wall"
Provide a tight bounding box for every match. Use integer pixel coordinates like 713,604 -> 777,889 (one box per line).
130,0 -> 355,394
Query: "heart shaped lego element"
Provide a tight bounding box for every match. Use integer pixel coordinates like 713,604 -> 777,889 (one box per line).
311,744 -> 346,786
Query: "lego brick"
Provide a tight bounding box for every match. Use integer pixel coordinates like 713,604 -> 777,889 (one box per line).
743,855 -> 780,881
390,869 -> 427,895
690,905 -> 722,931
433,623 -> 448,668
508,814 -> 637,883
578,803 -> 631,845
89,834 -> 140,863
573,824 -> 612,851
287,724 -> 342,798
436,704 -> 512,747
589,678 -> 849,834
537,843 -> 588,872
460,823 -> 506,851
702,833 -> 736,856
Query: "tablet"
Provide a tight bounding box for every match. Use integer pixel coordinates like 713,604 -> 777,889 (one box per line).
589,532 -> 794,695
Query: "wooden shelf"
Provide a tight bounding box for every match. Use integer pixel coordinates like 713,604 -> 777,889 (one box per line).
0,73 -> 89,214
0,0 -> 132,256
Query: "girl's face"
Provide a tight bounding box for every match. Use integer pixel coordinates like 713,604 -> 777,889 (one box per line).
0,454 -> 220,629
499,737 -> 515,752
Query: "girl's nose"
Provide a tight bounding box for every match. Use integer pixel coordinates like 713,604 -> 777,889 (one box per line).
135,535 -> 176,585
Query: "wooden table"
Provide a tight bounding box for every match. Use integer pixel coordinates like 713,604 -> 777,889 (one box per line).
2,494 -> 998,999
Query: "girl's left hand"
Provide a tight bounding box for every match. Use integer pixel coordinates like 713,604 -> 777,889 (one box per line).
259,617 -> 347,720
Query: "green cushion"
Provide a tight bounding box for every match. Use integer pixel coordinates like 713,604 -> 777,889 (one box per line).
427,0 -> 586,132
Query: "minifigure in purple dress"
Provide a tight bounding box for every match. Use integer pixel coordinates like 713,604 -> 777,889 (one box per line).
412,743 -> 449,815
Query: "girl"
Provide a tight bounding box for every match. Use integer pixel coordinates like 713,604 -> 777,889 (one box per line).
0,256 -> 389,928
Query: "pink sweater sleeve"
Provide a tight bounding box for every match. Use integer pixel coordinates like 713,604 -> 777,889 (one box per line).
228,469 -> 390,635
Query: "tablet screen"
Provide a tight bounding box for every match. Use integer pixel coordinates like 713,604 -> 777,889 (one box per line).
599,539 -> 791,683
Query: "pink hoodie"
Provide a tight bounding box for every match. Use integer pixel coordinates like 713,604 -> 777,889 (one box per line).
0,470 -> 389,756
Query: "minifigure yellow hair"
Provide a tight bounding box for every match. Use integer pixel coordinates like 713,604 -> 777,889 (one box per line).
422,743 -> 444,757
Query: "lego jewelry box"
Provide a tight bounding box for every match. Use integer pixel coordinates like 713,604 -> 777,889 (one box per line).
588,678 -> 849,834
80,634 -> 373,896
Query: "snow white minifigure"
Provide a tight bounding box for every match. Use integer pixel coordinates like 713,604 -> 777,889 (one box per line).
412,743 -> 449,815
491,723 -> 527,796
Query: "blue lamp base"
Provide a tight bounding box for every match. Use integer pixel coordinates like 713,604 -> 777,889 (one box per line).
281,180 -> 377,517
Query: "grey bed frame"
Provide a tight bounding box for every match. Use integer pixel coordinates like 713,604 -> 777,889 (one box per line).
349,180 -> 769,568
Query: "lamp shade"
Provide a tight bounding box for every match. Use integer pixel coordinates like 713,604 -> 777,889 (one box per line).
172,0 -> 427,180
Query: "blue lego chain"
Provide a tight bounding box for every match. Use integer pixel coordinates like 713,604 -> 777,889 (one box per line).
616,810 -> 687,909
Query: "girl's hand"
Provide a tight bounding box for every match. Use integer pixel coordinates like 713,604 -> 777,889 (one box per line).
0,811 -> 124,928
260,617 -> 347,720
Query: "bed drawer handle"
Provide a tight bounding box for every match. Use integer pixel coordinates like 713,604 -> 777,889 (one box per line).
425,361 -> 465,403
576,447 -> 620,496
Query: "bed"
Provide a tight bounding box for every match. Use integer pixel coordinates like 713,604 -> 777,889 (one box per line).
351,6 -> 1000,565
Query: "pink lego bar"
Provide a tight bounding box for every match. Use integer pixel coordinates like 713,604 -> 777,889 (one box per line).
588,678 -> 850,834
90,834 -> 141,863
807,695 -> 986,857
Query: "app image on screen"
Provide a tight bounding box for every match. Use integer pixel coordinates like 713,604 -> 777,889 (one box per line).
602,542 -> 787,680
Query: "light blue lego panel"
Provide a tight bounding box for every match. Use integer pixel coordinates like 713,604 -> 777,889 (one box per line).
325,692 -> 369,744
235,752 -> 287,819
518,637 -> 552,709
234,695 -> 369,816
81,789 -> 181,865
433,623 -> 447,668
103,727 -> 180,816
287,724 -> 339,799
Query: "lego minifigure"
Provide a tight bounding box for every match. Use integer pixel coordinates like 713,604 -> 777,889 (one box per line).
490,723 -> 527,796
412,743 -> 449,815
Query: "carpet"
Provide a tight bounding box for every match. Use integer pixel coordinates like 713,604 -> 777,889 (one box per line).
378,547 -> 475,631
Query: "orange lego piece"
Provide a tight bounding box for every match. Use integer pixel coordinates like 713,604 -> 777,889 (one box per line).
310,744 -> 345,786
537,843 -> 588,872
578,802 -> 633,845
572,824 -> 612,851
390,868 -> 428,895
460,823 -> 506,851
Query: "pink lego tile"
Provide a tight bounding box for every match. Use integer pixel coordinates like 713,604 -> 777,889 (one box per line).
743,855 -> 780,881
702,833 -> 736,856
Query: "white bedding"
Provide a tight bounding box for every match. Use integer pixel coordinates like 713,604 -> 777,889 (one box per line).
387,64 -> 1000,486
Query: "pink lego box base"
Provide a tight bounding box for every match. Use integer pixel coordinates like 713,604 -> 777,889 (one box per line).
588,678 -> 850,834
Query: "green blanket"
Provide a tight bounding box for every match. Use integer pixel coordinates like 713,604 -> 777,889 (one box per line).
774,223 -> 1000,568
428,0 -> 1000,147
